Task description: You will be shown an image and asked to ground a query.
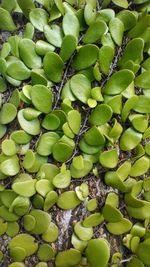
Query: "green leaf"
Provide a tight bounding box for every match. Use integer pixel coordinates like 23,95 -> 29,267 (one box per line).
72,44 -> 99,70
99,149 -> 118,168
70,156 -> 93,178
63,12 -> 79,39
137,239 -> 150,265
133,95 -> 150,113
83,20 -> 107,44
17,109 -> 41,136
70,74 -> 91,104
60,35 -> 77,62
135,71 -> 150,89
84,126 -> 105,146
112,0 -> 128,8
19,39 -> 42,69
106,218 -> 132,235
99,45 -> 114,75
2,139 -> 17,156
86,239 -> 110,267
29,8 -> 49,32
37,132 -> 59,156
117,10 -> 137,31
30,85 -> 52,113
120,127 -> 142,151
12,174 -> 36,197
52,141 -> 73,162
9,234 -> 38,256
104,69 -> 134,95
35,40 -> 55,56
44,24 -> 63,48
17,0 -> 35,17
28,209 -> 51,234
0,103 -> 17,125
130,156 -> 149,177
89,104 -> 113,125
37,244 -> 54,261
67,110 -> 81,135
74,222 -> 93,241
119,38 -> 144,67
57,191 -> 81,210
0,7 -> 16,31
83,213 -> 104,227
43,51 -> 64,83
42,113 -> 60,130
42,221 -> 58,242
53,170 -> 71,188
54,0 -> 64,14
109,18 -> 124,46
6,60 -> 31,81
128,14 -> 150,38
55,249 -> 81,267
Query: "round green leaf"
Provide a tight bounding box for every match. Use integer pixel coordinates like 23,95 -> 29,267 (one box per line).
86,239 -> 110,267
72,44 -> 99,70
0,7 -> 16,31
60,35 -> 77,62
106,218 -> 132,235
89,104 -> 113,126
104,69 -> 134,95
29,209 -> 51,234
137,239 -> 150,265
70,74 -> 91,104
44,51 -> 64,83
6,60 -> 31,81
42,113 -> 60,130
35,179 -> 52,197
18,109 -> 41,135
83,20 -> 107,44
99,149 -> 118,168
44,191 -> 58,211
0,103 -> 17,125
133,96 -> 150,113
29,8 -> 49,32
36,40 -> 55,56
1,155 -> 19,176
44,24 -> 63,48
55,249 -> 81,267
109,18 -> 124,46
67,110 -> 81,135
120,127 -> 142,151
99,45 -> 114,75
2,139 -> 17,156
9,233 -> 38,257
53,170 -> 71,188
130,156 -> 149,177
19,38 -> 42,69
52,142 -> 73,162
57,191 -> 81,210
135,71 -> 150,89
117,10 -> 137,31
74,222 -> 93,241
83,213 -> 104,227
62,12 -> 79,38
37,132 -> 59,156
42,222 -> 58,242
112,0 -> 128,8
30,85 -> 52,114
37,244 -> 54,261
119,38 -> 144,67
12,175 -> 36,197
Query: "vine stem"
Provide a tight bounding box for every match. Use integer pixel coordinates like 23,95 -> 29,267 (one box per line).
66,109 -> 91,164
53,35 -> 84,110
